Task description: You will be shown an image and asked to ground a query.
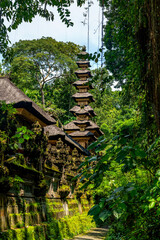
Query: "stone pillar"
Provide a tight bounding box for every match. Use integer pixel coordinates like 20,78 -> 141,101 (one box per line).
63,200 -> 69,216
78,199 -> 82,214
0,194 -> 8,231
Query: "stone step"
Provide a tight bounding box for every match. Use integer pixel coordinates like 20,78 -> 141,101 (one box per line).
70,227 -> 108,240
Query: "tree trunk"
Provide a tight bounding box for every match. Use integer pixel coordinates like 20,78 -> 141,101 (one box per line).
40,86 -> 45,108
141,0 -> 160,134
148,0 -> 160,134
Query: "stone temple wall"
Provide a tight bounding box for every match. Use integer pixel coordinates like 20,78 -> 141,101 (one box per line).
0,194 -> 94,239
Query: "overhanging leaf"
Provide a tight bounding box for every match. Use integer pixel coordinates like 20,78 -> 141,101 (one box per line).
99,210 -> 111,222
149,201 -> 155,209
88,204 -> 101,216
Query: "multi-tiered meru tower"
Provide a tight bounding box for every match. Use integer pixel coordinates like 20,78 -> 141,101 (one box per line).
64,48 -> 103,149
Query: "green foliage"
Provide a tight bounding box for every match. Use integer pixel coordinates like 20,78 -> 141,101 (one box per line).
103,0 -> 144,88
43,72 -> 76,123
0,103 -> 33,158
76,69 -> 160,238
0,103 -> 46,168
0,102 -> 19,164
13,126 -> 33,146
0,225 -> 47,240
3,37 -> 80,122
1,212 -> 95,240
0,0 -> 85,57
58,214 -> 95,239
102,0 -> 160,133
21,122 -> 48,170
78,124 -> 160,239
45,198 -> 95,240
102,0 -> 159,131
0,102 -> 50,196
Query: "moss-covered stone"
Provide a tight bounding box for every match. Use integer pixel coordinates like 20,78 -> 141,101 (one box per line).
58,213 -> 96,239
1,212 -> 95,240
0,195 -> 94,239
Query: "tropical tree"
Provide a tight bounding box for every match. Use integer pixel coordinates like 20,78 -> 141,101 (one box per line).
0,0 -> 85,57
5,37 -> 80,107
76,1 -> 160,238
103,0 -> 160,134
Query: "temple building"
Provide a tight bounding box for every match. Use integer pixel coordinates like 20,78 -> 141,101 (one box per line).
64,48 -> 103,148
0,77 -> 89,199
0,51 -> 103,235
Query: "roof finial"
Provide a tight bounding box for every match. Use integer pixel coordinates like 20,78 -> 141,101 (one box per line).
82,46 -> 86,52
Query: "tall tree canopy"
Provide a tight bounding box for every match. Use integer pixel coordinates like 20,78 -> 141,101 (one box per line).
0,0 -> 85,56
5,37 -> 80,109
76,1 -> 160,239
103,0 -> 160,134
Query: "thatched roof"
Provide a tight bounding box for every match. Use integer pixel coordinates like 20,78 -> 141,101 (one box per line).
86,120 -> 99,129
64,121 -> 80,131
65,134 -> 90,155
73,80 -> 89,86
69,130 -> 94,137
44,125 -> 65,138
84,105 -> 96,116
76,60 -> 91,68
70,105 -> 96,116
64,120 -> 103,136
64,120 -> 91,130
70,106 -> 83,112
74,69 -> 92,78
74,120 -> 91,126
0,77 -> 56,125
74,108 -> 89,115
84,105 -> 94,111
78,51 -> 88,56
43,125 -> 90,155
64,120 -> 89,131
73,80 -> 93,90
76,60 -> 90,64
72,92 -> 94,101
86,121 -> 104,136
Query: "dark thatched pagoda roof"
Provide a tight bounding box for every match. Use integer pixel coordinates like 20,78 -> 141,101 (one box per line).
64,121 -> 80,131
43,125 -> 90,155
73,80 -> 93,90
86,121 -> 104,136
74,108 -> 89,115
65,134 -> 90,155
74,69 -> 92,78
73,80 -> 89,86
69,130 -> 95,138
86,120 -> 99,129
78,51 -> 88,56
76,60 -> 91,68
64,120 -> 92,131
70,105 -> 96,116
74,120 -> 91,127
84,105 -> 97,116
64,120 -> 103,136
44,125 -> 65,138
0,77 -> 56,125
72,92 -> 95,101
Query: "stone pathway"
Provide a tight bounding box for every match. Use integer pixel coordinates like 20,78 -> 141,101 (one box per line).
70,227 -> 108,240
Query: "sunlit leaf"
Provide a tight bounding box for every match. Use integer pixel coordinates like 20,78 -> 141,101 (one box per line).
99,210 -> 111,222
88,204 -> 101,216
149,201 -> 156,209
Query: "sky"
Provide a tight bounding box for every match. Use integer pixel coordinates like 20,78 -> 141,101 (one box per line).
5,0 -> 103,68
